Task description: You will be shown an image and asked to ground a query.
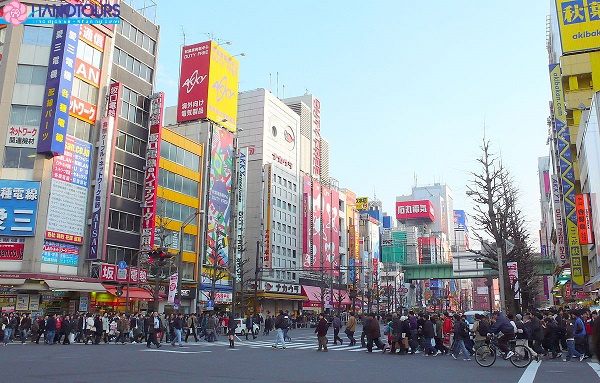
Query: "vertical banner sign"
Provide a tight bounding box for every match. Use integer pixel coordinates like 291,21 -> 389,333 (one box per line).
312,98 -> 322,178
575,193 -> 594,244
206,127 -> 234,267
235,147 -> 248,282
552,175 -> 568,267
139,92 -> 164,252
0,180 -> 40,236
263,164 -> 272,268
89,83 -> 121,260
168,273 -> 178,303
312,180 -> 322,271
506,261 -> 520,299
549,63 -> 584,288
38,24 -> 80,156
322,187 -> 332,272
331,189 -> 340,276
302,174 -> 312,269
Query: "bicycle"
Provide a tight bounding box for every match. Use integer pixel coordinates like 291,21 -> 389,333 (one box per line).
475,334 -> 532,368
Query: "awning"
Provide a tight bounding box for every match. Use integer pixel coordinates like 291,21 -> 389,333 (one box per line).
301,286 -> 351,306
585,273 -> 600,287
0,278 -> 25,286
104,286 -> 155,301
0,278 -> 47,291
44,279 -> 106,292
301,286 -> 323,304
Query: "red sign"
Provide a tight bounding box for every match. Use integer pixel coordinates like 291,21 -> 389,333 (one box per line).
139,93 -> 164,252
138,269 -> 148,284
100,264 -> 117,281
45,230 -> 83,244
107,82 -> 121,118
78,24 -> 105,52
74,58 -> 101,88
69,96 -> 97,124
177,41 -> 211,123
575,193 -> 594,245
312,98 -> 321,176
272,153 -> 293,169
372,258 -> 378,275
396,200 -> 435,221
0,243 -> 24,261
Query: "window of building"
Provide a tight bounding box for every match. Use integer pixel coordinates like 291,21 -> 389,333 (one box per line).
112,163 -> 144,201
105,245 -> 137,265
71,78 -> 99,105
115,130 -> 146,158
182,261 -> 195,280
160,140 -> 200,172
118,19 -> 156,55
108,210 -> 141,234
76,40 -> 102,68
3,147 -> 35,169
113,47 -> 153,83
15,64 -> 47,85
158,168 -> 199,198
67,116 -> 92,142
22,26 -> 53,46
159,199 -> 197,224
154,229 -> 197,253
120,85 -> 149,127
10,105 -> 42,126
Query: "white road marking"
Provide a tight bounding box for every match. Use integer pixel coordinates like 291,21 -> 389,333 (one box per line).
588,362 -> 600,378
141,349 -> 211,354
516,359 -> 541,383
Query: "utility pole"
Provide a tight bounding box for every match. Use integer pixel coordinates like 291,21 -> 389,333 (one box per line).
253,240 -> 260,315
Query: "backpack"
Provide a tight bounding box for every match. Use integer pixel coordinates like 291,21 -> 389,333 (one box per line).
461,321 -> 469,338
282,316 -> 291,329
477,320 -> 489,337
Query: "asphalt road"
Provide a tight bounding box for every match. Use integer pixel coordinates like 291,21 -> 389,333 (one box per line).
1,328 -> 599,383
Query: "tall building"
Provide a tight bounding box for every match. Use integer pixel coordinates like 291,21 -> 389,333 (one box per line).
0,1 -> 162,314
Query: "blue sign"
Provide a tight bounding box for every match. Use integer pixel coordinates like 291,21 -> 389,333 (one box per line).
0,180 -> 40,236
453,210 -> 468,233
118,261 -> 127,270
207,300 -> 214,308
42,240 -> 80,266
349,258 -> 355,283
37,24 -> 79,156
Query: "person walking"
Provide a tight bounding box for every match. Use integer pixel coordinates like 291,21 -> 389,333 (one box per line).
227,314 -> 237,348
146,311 -> 162,348
271,310 -> 287,350
421,314 -> 437,356
345,312 -> 357,346
332,315 -> 343,345
185,313 -> 199,342
61,315 -> 73,345
33,315 -> 45,344
563,312 -> 584,362
101,313 -> 110,343
245,314 -> 256,340
451,314 -> 471,361
388,313 -> 402,354
315,313 -> 329,352
263,315 -> 272,336
115,314 -> 129,344
19,313 -> 32,344
364,313 -> 387,353
45,314 -> 57,345
171,313 -> 184,347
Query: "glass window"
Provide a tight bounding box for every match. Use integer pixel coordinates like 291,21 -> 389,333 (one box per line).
15,65 -> 33,84
10,105 -> 42,126
122,21 -> 131,39
3,147 -> 35,169
22,26 -> 52,46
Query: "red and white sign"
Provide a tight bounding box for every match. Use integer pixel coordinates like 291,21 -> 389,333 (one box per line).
74,58 -> 101,88
138,269 -> 148,284
177,41 -> 211,123
100,263 -> 117,281
78,24 -> 105,52
312,98 -> 321,177
0,243 -> 24,261
107,82 -> 121,118
6,126 -> 38,148
69,96 -> 97,124
139,92 -> 164,252
396,200 -> 435,221
575,193 -> 594,245
272,153 -> 293,169
168,273 -> 178,303
372,258 -> 378,275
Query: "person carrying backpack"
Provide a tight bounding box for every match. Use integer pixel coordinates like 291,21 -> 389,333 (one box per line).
471,314 -> 488,351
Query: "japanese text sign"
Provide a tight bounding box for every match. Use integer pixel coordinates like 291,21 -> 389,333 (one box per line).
0,180 -> 40,237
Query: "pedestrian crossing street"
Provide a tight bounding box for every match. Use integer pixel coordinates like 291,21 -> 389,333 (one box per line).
202,335 -> 385,352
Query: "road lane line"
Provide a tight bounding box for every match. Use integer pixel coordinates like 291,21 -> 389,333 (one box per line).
588,362 -> 600,378
517,360 -> 541,383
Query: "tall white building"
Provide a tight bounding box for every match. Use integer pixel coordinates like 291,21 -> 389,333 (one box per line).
236,88 -> 304,315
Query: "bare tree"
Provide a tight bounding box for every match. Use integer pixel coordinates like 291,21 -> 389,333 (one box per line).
467,140 -> 539,313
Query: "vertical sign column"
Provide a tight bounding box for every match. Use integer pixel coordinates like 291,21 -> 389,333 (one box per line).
139,92 -> 164,252
234,147 -> 248,282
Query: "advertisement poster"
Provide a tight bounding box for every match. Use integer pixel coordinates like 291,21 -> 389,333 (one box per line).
0,180 -> 41,237
205,127 -> 233,267
16,294 -> 29,311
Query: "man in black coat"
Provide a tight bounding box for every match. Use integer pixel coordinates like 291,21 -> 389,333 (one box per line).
315,313 -> 329,352
421,314 -> 437,355
61,315 -> 72,345
45,314 -> 57,345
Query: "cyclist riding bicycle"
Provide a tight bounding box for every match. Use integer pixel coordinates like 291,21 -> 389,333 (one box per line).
489,311 -> 515,359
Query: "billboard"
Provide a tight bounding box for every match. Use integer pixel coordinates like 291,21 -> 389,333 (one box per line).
0,180 -> 40,236
311,98 -> 322,177
46,136 -> 91,244
549,63 -> 584,288
38,24 -> 79,156
139,92 -> 164,252
555,0 -> 600,54
356,197 -> 369,211
576,193 -> 594,244
177,41 -> 239,132
552,175 -> 568,267
302,175 -> 311,269
331,189 -> 340,276
6,126 -> 39,149
206,127 -> 233,267
453,210 -> 468,233
396,200 -> 435,221
41,240 -> 79,266
312,180 -> 322,271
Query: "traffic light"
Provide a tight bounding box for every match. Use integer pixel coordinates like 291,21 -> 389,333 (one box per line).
115,285 -> 123,297
148,248 -> 170,264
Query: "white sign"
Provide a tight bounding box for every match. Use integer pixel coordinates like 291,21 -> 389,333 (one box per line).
16,294 -> 29,311
6,125 -> 39,148
28,295 -> 40,311
476,286 -> 489,295
168,273 -> 178,303
46,178 -> 88,240
235,147 -> 248,282
79,295 -> 89,312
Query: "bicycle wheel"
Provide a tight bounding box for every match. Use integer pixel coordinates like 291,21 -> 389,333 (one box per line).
475,345 -> 496,367
510,345 -> 532,368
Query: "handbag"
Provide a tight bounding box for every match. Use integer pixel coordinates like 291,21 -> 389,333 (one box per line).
344,328 -> 351,335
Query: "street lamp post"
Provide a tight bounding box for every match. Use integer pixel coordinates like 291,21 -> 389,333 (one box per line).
177,210 -> 204,313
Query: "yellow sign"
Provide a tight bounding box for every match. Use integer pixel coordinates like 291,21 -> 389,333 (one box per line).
207,42 -> 239,133
356,197 -> 369,211
555,0 -> 600,54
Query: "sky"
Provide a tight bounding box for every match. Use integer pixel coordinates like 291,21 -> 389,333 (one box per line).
149,1 -> 552,249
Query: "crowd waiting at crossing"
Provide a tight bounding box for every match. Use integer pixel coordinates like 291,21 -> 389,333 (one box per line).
1,307 -> 599,364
